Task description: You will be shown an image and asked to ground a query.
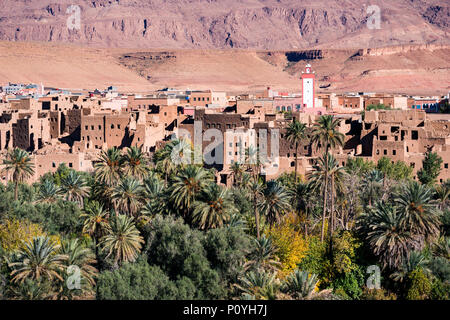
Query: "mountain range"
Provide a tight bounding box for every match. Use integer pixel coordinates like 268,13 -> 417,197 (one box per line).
0,0 -> 448,49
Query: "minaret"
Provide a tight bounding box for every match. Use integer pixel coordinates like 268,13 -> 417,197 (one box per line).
301,63 -> 315,109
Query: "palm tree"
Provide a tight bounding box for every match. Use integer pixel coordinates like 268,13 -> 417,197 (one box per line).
153,143 -> 176,184
1,148 -> 35,201
230,161 -> 243,187
170,165 -> 212,217
434,183 -> 450,210
310,115 -> 344,242
94,147 -> 123,186
258,181 -> 292,227
142,174 -> 168,218
295,182 -> 313,237
153,139 -> 193,182
249,177 -> 264,239
235,269 -> 280,300
308,153 -> 345,236
58,239 -> 97,289
100,214 -> 144,266
245,146 -> 262,179
36,179 -> 61,203
285,120 -> 307,181
80,201 -> 111,260
395,181 -> 441,244
192,183 -> 236,230
282,270 -> 319,299
391,250 -> 430,282
111,176 -> 144,217
432,237 -> 450,259
362,169 -> 384,206
327,156 -> 346,236
7,278 -> 52,300
123,146 -> 149,179
244,236 -> 281,272
8,237 -> 66,283
239,172 -> 252,191
357,202 -> 417,270
60,171 -> 89,206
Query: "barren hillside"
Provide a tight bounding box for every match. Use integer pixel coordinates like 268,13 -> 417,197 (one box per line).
0,0 -> 448,49
0,41 -> 448,95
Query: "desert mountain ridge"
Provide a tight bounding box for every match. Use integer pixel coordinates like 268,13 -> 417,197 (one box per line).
0,0 -> 448,49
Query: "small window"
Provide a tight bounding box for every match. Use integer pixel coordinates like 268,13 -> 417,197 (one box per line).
393,150 -> 396,155
445,163 -> 448,169
383,150 -> 387,155
69,163 -> 73,168
412,131 -> 419,140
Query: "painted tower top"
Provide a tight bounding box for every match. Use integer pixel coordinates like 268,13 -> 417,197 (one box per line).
302,64 -> 315,74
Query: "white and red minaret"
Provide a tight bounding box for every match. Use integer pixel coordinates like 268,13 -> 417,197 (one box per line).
301,63 -> 315,109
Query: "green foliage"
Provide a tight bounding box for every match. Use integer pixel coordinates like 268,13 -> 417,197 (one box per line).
97,259 -> 185,300
430,278 -> 449,300
427,256 -> 450,283
360,288 -> 397,300
202,225 -> 250,286
405,268 -> 432,300
331,231 -> 362,274
144,215 -> 226,299
366,103 -> 390,111
331,268 -> 365,300
276,172 -> 302,191
377,157 -> 413,181
418,152 -> 443,185
282,270 -> 319,299
345,157 -> 376,176
0,194 -> 82,236
297,237 -> 327,280
442,209 -> 450,236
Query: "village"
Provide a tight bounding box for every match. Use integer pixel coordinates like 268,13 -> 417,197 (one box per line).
1,64 -> 449,185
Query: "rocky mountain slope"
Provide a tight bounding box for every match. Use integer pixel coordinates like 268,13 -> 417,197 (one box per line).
0,0 -> 448,49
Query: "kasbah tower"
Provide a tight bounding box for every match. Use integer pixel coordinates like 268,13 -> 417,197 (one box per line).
302,63 -> 315,109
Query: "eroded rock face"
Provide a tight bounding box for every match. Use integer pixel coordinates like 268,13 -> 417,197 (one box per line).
0,0 -> 448,49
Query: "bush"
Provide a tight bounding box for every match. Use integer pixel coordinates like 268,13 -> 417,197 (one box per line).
97,259 -> 182,300
377,157 -> 413,181
405,268 -> 432,300
430,278 -> 449,300
331,268 -> 365,300
360,287 -> 397,300
0,218 -> 46,252
265,214 -> 308,277
144,215 -> 226,299
418,152 -> 443,185
0,199 -> 82,236
202,225 -> 250,286
297,236 -> 327,281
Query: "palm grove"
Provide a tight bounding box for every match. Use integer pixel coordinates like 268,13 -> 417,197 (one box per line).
0,115 -> 448,300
